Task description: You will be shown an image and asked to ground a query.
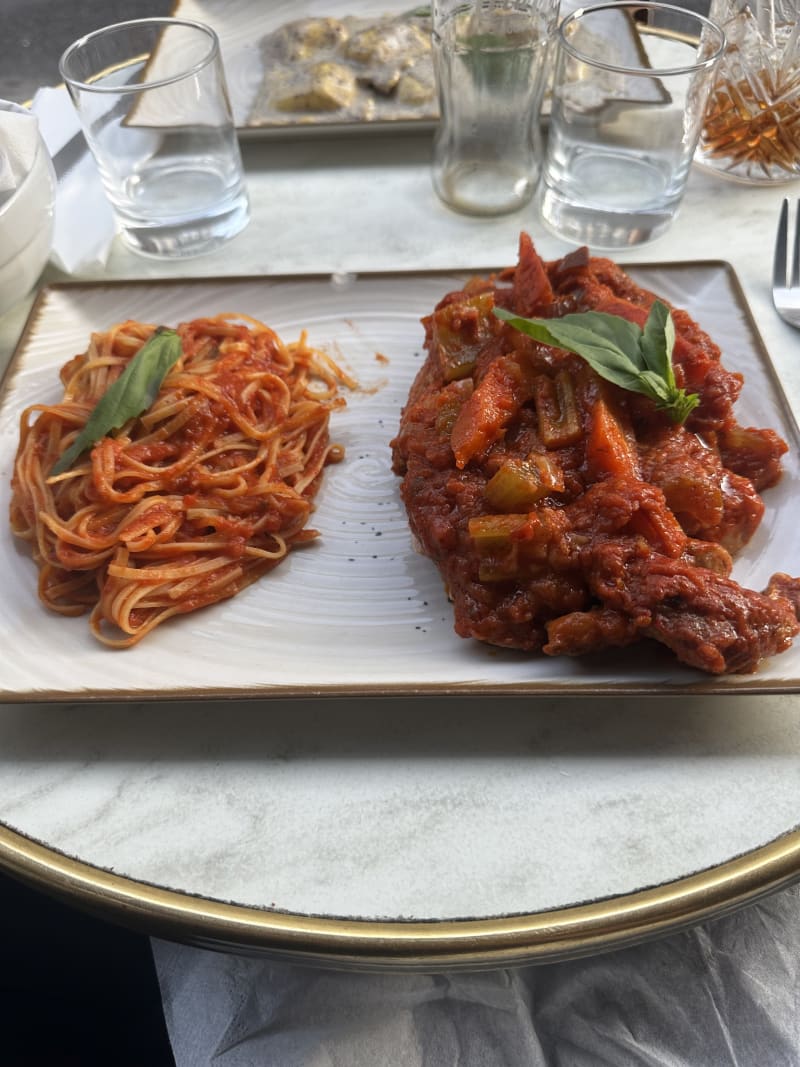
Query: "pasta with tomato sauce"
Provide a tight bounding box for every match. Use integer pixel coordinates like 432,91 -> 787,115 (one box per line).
10,314 -> 352,647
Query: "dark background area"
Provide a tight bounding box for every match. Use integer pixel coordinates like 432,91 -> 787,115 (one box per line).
2,11 -> 179,1064
0,0 -> 174,103
2,872 -> 175,1066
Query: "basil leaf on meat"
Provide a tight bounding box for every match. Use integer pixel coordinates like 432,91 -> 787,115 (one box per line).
494,301 -> 699,425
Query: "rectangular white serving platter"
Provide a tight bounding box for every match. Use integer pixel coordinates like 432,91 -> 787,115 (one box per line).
1,263 -> 799,702
171,0 -> 585,138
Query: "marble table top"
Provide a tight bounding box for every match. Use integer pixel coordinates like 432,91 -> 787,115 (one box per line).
0,131 -> 799,967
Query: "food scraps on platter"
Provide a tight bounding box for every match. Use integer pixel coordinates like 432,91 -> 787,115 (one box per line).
248,12 -> 437,128
391,233 -> 800,675
6,234 -> 800,673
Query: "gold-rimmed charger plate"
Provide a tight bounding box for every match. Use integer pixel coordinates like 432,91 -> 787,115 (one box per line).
1,692 -> 800,968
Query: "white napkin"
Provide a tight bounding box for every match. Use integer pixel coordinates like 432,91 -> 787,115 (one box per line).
0,107 -> 39,200
30,86 -> 116,274
0,103 -> 57,315
153,884 -> 800,1067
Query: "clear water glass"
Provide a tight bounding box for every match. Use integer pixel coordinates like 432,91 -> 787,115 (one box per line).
59,18 -> 249,258
539,1 -> 725,249
432,0 -> 560,217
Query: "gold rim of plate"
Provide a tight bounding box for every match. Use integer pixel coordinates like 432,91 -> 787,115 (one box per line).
3,819 -> 800,966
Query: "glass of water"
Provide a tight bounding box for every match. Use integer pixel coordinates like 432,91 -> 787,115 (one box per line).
59,18 -> 250,258
539,1 -> 725,248
432,0 -> 560,216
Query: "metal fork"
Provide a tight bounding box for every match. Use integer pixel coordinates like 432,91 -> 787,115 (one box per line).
773,198 -> 800,328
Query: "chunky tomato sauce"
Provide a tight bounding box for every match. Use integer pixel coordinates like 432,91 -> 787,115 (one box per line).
391,234 -> 800,675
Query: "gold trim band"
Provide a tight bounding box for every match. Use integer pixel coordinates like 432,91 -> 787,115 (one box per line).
3,821 -> 800,968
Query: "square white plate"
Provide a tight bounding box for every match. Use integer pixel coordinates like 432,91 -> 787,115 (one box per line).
1,263 -> 798,701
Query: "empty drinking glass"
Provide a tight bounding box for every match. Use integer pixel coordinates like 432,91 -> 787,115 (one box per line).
431,0 -> 560,216
59,18 -> 250,258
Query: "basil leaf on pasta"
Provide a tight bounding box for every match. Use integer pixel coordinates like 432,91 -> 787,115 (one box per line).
50,327 -> 182,477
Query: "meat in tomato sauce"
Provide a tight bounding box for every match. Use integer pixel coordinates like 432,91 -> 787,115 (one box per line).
391,234 -> 800,675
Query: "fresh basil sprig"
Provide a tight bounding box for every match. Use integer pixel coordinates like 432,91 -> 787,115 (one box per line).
50,326 -> 183,477
494,301 -> 699,425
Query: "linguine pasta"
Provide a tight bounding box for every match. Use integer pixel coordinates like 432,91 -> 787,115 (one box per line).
10,314 -> 352,647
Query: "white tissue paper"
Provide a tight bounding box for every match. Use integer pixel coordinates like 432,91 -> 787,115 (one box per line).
152,883 -> 800,1066
0,104 -> 57,316
30,86 -> 115,274
0,108 -> 39,200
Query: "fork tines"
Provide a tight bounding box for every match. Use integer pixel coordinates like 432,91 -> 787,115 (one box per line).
773,198 -> 800,328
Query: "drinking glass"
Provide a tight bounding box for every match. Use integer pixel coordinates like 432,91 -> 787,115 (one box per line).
538,1 -> 726,248
695,0 -> 800,184
59,18 -> 250,258
431,0 -> 560,216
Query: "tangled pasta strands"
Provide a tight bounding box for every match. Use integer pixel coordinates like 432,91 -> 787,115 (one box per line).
10,314 -> 352,648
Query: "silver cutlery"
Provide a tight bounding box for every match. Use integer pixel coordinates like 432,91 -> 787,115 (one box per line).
773,198 -> 800,328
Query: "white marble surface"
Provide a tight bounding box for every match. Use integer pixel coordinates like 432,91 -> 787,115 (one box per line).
0,132 -> 799,934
